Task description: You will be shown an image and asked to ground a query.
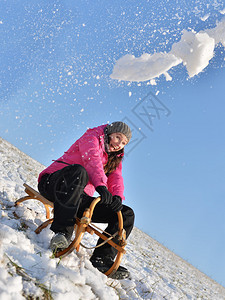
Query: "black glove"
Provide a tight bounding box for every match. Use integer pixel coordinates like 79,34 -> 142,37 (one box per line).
96,186 -> 113,205
109,195 -> 123,213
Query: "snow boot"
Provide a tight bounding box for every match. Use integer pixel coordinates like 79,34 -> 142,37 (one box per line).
110,265 -> 131,280
90,256 -> 130,280
50,232 -> 71,253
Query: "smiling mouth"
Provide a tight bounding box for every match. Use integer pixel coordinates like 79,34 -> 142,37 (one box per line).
111,144 -> 119,150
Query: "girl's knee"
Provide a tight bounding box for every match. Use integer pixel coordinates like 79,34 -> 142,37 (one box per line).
122,205 -> 135,223
71,164 -> 89,183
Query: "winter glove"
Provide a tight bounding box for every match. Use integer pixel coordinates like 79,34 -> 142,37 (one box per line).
96,186 -> 113,205
109,195 -> 123,213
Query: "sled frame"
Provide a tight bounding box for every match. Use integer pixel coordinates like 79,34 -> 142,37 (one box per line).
15,183 -> 126,277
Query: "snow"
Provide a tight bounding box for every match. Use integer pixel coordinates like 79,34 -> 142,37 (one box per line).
171,30 -> 215,77
200,14 -> 210,21
110,52 -> 181,82
206,19 -> 225,48
1,136 -> 225,299
110,19 -> 225,82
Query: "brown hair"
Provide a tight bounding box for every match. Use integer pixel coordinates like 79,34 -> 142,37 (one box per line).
104,148 -> 124,176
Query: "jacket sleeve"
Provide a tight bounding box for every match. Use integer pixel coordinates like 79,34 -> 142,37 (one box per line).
107,162 -> 125,200
77,129 -> 108,188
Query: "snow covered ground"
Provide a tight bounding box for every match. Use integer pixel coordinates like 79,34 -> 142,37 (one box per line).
0,137 -> 225,299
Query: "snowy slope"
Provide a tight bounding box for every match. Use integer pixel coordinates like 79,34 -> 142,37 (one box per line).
0,137 -> 225,300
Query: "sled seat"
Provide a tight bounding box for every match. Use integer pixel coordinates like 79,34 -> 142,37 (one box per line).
15,183 -> 53,219
15,183 -> 127,277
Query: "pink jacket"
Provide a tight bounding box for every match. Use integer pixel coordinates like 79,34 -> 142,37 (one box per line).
38,125 -> 125,200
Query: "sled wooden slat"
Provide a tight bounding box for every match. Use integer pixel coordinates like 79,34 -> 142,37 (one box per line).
15,183 -> 127,277
15,183 -> 53,219
87,224 -> 126,254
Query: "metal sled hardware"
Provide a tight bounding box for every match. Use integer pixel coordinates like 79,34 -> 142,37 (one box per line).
15,183 -> 127,277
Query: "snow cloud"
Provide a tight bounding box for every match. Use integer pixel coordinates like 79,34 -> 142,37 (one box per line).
171,30 -> 215,77
206,19 -> 225,47
110,52 -> 181,82
110,19 -> 225,82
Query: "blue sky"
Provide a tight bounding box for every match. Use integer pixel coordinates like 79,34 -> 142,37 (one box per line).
1,0 -> 225,287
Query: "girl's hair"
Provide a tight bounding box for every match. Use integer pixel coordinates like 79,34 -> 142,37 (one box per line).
104,148 -> 124,175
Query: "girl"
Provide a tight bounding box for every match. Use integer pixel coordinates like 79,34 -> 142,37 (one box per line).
38,121 -> 135,279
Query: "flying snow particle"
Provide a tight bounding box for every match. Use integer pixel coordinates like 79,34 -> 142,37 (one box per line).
149,79 -> 157,85
200,14 -> 210,21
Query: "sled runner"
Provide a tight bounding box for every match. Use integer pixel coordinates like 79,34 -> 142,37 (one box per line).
15,183 -> 127,277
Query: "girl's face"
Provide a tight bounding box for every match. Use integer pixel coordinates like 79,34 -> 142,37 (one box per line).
108,132 -> 128,152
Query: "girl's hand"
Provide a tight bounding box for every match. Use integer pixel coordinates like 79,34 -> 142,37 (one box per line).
109,195 -> 123,213
96,186 -> 113,204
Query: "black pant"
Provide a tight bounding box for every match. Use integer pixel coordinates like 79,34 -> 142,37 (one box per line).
38,164 -> 135,259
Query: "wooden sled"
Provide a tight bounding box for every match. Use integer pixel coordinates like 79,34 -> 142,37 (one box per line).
15,183 -> 127,277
